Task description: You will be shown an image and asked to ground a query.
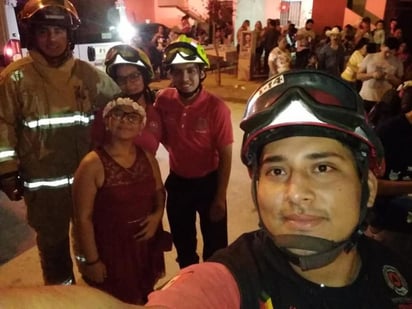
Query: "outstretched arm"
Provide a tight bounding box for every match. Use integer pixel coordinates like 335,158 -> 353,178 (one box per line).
0,285 -> 147,309
72,152 -> 106,283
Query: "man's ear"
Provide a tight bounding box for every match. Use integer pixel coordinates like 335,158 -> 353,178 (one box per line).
200,69 -> 206,80
366,170 -> 378,208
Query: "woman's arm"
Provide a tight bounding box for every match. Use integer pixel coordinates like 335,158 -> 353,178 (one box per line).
72,151 -> 106,282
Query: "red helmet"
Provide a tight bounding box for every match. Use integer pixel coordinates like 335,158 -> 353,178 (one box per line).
241,70 -> 384,177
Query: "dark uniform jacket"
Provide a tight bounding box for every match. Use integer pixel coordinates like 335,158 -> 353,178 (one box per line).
210,230 -> 412,309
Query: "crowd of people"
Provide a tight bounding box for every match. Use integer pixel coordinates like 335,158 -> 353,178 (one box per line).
241,16 -> 410,85
1,0 -> 412,308
135,15 -> 225,81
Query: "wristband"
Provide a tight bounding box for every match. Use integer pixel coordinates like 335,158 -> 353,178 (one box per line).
75,255 -> 100,266
75,255 -> 87,263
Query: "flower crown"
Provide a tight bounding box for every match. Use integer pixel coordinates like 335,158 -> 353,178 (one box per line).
103,97 -> 146,119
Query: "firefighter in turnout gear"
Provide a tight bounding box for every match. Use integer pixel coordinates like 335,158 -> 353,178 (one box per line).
0,0 -> 120,285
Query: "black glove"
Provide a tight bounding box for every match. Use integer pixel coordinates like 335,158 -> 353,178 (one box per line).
0,172 -> 24,201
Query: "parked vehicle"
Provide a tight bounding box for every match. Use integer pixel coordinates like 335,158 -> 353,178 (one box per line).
0,0 -> 22,70
71,0 -> 131,70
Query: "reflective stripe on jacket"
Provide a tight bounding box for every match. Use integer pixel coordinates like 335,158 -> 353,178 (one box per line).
0,50 -> 120,187
24,176 -> 74,190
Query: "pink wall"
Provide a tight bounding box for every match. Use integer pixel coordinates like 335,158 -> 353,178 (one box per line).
365,0 -> 386,20
123,0 -> 387,33
123,0 -> 207,28
343,8 -> 362,28
311,0 -> 346,34
124,0 -> 156,24
343,0 -> 386,30
310,0 -> 387,33
156,7 -> 186,27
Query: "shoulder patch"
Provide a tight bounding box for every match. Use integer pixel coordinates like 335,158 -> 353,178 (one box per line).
383,265 -> 409,296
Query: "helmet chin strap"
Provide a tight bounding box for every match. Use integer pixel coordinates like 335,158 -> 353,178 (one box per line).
273,231 -> 363,271
177,84 -> 202,99
251,155 -> 370,271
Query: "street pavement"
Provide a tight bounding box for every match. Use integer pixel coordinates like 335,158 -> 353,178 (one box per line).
0,72 -> 267,288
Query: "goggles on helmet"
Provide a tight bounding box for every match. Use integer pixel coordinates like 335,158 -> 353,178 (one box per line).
105,44 -> 154,80
241,70 -> 384,176
164,37 -> 210,68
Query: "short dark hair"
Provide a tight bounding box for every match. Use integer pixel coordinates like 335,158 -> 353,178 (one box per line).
384,37 -> 400,50
354,38 -> 369,51
375,19 -> 384,26
367,42 -> 378,53
362,16 -> 371,24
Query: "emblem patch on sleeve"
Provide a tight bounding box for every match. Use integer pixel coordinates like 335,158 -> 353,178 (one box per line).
383,265 -> 409,296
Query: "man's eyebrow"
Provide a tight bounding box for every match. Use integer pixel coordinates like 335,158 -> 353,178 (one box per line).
261,155 -> 285,164
261,152 -> 345,164
306,151 -> 345,160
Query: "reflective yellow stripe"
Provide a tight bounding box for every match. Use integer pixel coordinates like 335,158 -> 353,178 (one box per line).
24,176 -> 74,190
23,114 -> 93,129
0,150 -> 16,159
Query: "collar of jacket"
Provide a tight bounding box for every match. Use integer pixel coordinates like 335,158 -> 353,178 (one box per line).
29,50 -> 75,81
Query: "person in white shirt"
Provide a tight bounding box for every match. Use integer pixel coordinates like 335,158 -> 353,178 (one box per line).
357,37 -> 403,112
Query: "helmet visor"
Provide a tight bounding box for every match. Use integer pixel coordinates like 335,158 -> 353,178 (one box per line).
241,72 -> 366,134
105,45 -> 153,79
240,71 -> 384,176
164,42 -> 206,65
105,45 -> 145,66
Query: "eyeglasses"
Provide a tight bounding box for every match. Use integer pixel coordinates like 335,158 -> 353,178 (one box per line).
110,108 -> 142,124
115,72 -> 142,86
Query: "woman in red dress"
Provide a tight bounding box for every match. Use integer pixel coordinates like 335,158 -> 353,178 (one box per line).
73,97 -> 171,304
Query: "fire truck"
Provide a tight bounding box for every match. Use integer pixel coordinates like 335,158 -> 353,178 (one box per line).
0,0 -> 134,70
